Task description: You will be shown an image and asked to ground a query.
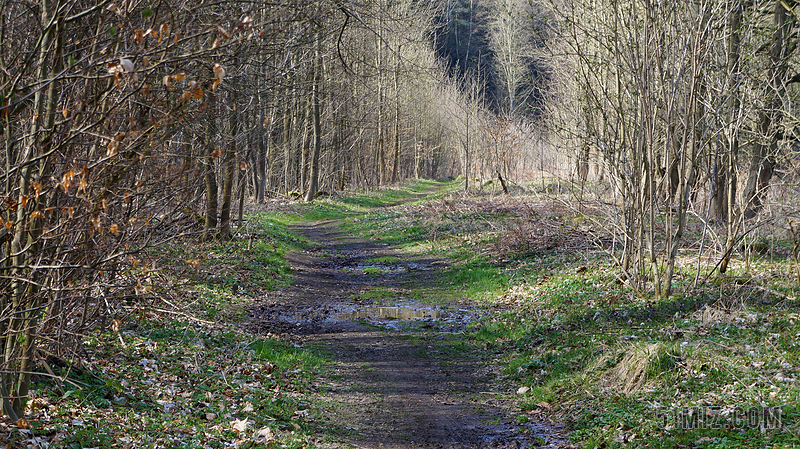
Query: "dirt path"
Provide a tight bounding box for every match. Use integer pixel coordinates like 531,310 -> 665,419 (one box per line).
250,220 -> 573,448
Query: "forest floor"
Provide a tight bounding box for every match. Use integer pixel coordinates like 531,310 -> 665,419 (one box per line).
248,219 -> 572,448
12,179 -> 800,448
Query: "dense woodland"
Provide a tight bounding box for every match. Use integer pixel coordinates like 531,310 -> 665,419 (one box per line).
2,0 -> 800,422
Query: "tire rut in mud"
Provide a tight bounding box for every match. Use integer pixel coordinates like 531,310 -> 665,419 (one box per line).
248,221 -> 573,448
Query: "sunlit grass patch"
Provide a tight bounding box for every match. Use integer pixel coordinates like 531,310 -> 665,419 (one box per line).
277,179 -> 455,222
341,211 -> 431,247
363,266 -> 386,275
438,259 -> 510,302
251,339 -> 328,378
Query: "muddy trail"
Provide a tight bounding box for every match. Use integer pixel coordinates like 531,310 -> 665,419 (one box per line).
249,220 -> 573,448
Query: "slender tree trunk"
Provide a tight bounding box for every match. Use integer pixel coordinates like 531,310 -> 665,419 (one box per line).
220,89 -> 238,238
203,108 -> 219,239
465,113 -> 470,191
720,0 -> 743,273
377,4 -> 386,185
306,35 -> 323,202
4,0 -> 60,419
238,160 -> 246,227
219,148 -> 235,238
743,0 -> 793,218
391,53 -> 401,184
578,143 -> 590,182
253,98 -> 266,203
300,91 -> 311,194
282,91 -> 291,192
711,140 -> 728,222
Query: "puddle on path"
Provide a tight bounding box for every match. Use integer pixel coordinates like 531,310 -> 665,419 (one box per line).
334,305 -> 448,321
340,262 -> 432,273
283,303 -> 461,326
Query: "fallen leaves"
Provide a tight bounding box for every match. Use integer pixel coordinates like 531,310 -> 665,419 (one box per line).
230,417 -> 251,433
257,425 -> 274,440
15,418 -> 30,429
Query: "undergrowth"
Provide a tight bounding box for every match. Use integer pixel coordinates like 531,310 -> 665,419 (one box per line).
341,189 -> 800,448
18,201 -> 335,447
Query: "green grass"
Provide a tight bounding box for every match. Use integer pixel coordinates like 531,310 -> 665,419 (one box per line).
340,210 -> 431,248
148,213 -> 306,291
365,256 -> 402,264
284,179 -> 453,222
326,187 -> 800,448
439,259 -> 509,302
251,339 -> 329,381
466,268 -> 800,448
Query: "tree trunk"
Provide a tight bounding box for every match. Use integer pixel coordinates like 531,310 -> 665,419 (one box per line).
203,119 -> 218,240
282,87 -> 293,192
220,90 -> 238,238
238,159 -> 246,227
300,91 -> 311,194
306,35 -> 323,202
743,0 -> 793,218
253,100 -> 266,203
219,147 -> 235,238
3,0 -> 60,419
377,6 -> 386,186
497,170 -> 508,194
578,142 -> 590,182
391,54 -> 401,184
718,0 -> 743,272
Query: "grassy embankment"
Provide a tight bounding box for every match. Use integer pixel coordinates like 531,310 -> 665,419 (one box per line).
337,184 -> 800,449
22,180 -> 444,448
